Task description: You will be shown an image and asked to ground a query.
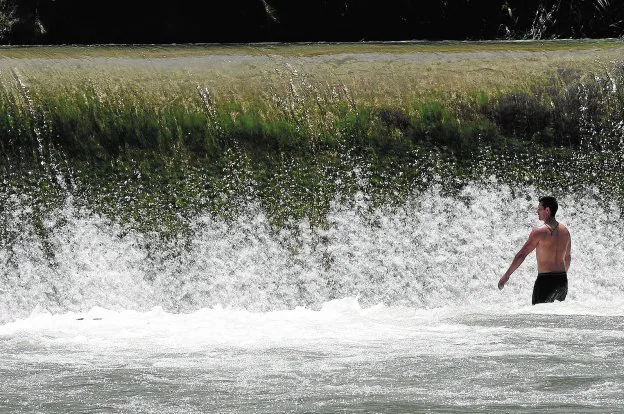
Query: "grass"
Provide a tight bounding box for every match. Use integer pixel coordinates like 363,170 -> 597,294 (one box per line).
1,41 -> 624,245
1,40 -> 621,103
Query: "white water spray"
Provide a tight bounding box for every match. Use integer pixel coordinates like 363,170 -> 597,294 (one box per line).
1,181 -> 622,323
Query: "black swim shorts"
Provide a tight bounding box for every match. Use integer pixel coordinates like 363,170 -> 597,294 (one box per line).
532,272 -> 568,305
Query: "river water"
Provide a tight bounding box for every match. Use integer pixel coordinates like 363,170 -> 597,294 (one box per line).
1,183 -> 623,412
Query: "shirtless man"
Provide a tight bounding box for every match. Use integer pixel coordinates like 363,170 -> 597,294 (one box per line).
498,196 -> 571,305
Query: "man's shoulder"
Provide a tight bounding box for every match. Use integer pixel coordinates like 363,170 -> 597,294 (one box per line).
532,222 -> 570,238
531,225 -> 549,235
528,225 -> 549,243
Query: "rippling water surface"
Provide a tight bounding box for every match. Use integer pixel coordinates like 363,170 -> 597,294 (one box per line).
1,300 -> 623,413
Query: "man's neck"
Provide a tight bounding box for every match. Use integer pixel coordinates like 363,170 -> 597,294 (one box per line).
544,217 -> 558,227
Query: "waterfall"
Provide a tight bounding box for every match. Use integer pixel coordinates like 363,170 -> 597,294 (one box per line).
1,180 -> 621,323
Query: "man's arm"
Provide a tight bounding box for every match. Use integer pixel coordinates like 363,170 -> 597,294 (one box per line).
565,236 -> 572,272
498,228 -> 541,290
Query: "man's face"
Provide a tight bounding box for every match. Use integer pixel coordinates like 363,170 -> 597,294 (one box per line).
537,202 -> 549,221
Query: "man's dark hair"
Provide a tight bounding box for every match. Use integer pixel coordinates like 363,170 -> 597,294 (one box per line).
539,196 -> 558,217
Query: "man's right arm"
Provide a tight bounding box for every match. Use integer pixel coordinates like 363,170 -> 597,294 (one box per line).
498,228 -> 541,290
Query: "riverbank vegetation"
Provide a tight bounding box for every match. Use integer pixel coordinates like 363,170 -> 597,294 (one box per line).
1,42 -> 624,244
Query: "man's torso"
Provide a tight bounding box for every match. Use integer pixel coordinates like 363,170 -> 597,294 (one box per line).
535,222 -> 569,273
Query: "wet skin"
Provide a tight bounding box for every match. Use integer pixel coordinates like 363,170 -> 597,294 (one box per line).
498,202 -> 572,290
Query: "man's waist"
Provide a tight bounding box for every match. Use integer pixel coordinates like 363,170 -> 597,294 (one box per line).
537,272 -> 567,278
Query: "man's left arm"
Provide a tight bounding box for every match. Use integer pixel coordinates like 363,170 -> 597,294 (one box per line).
565,236 -> 572,272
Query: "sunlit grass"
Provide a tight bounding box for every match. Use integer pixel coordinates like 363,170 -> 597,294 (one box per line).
1,41 -> 622,158
0,40 -> 617,154
1,40 -> 621,103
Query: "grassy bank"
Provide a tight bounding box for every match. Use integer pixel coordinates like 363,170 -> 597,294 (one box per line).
1,41 -> 624,243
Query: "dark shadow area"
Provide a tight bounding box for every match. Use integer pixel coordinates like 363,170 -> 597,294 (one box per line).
1,0 -> 623,45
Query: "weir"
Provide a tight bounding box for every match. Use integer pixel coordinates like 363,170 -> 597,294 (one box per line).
1,181 -> 622,323
2,43 -> 624,323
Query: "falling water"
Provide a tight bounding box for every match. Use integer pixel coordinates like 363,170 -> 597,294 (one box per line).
1,182 -> 624,320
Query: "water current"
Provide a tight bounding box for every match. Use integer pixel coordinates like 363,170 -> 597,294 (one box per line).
1,183 -> 623,412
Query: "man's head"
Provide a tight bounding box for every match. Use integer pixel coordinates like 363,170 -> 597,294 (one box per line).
538,196 -> 558,220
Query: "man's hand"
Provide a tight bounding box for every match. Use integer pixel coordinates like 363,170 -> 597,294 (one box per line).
498,274 -> 509,290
